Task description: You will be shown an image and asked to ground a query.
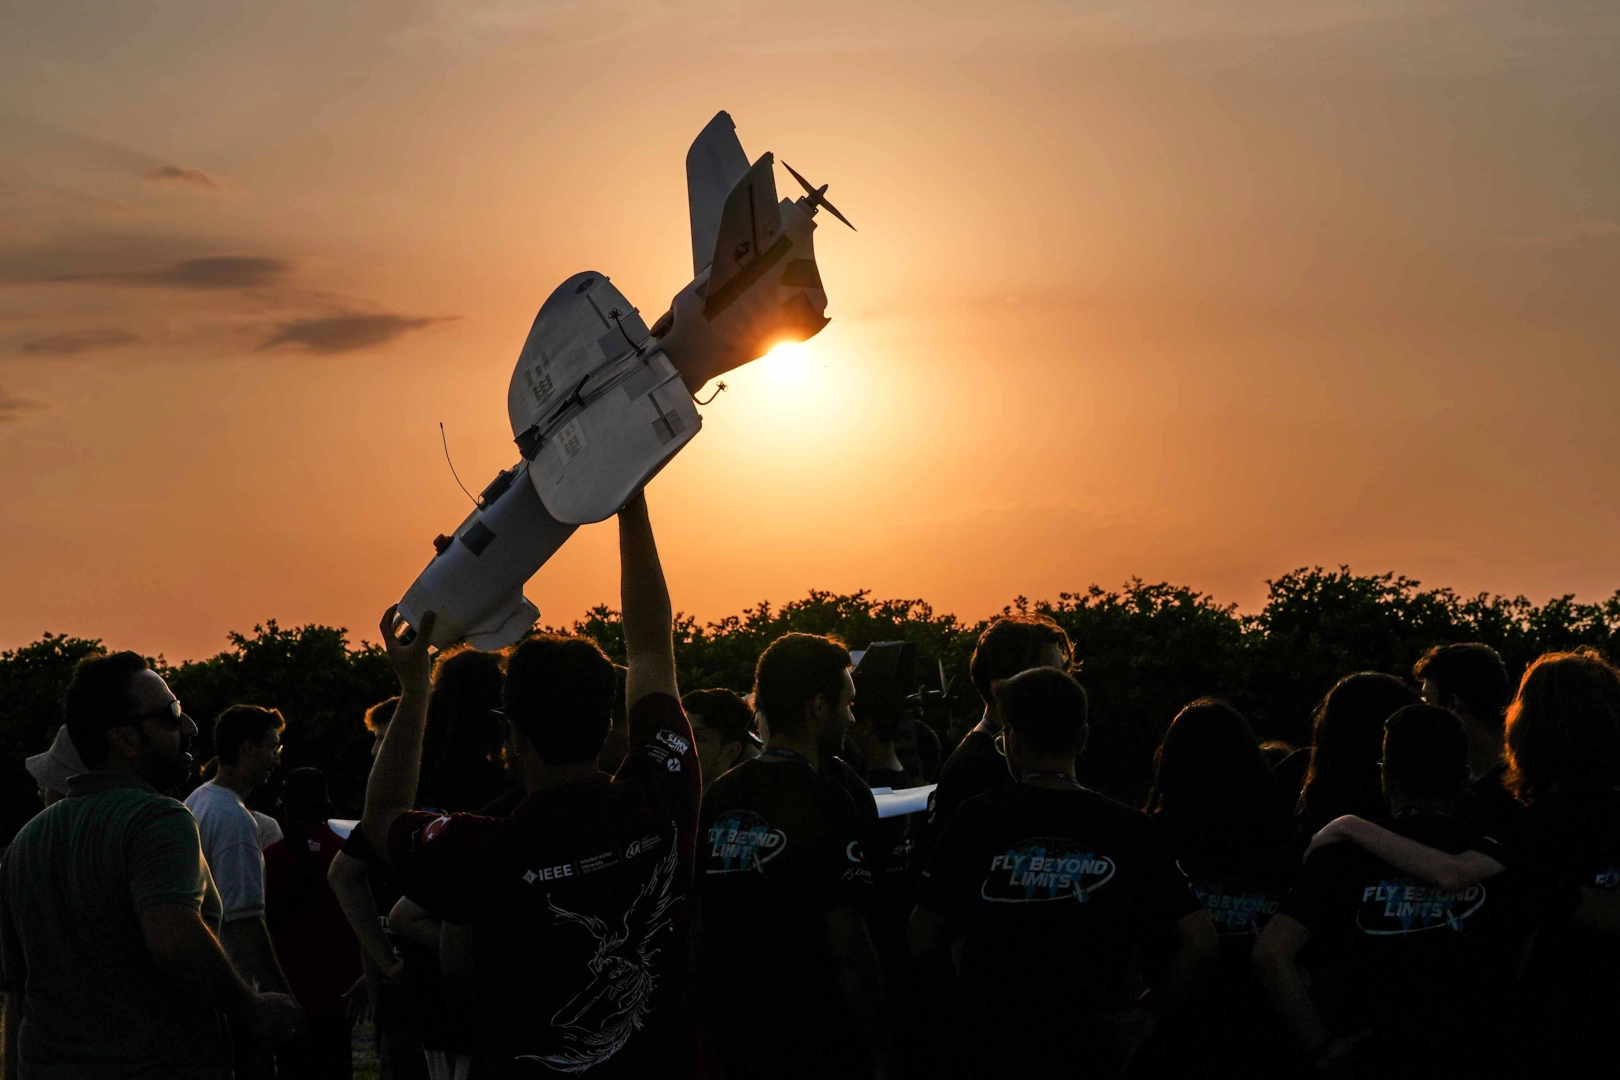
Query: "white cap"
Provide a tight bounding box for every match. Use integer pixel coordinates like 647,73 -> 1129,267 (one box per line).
25,725 -> 87,796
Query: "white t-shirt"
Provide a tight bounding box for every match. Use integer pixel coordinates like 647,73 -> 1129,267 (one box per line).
184,780 -> 266,923
251,811 -> 284,851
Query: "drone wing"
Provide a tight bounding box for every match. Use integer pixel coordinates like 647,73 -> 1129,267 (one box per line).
686,111 -> 751,277
507,271 -> 647,440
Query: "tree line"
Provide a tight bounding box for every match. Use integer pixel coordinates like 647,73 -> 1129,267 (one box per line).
4,566 -> 1617,846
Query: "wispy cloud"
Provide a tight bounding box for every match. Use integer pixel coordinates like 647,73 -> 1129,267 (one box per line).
258,312 -> 456,354
0,387 -> 49,423
143,165 -> 238,195
18,328 -> 140,356
52,255 -> 291,290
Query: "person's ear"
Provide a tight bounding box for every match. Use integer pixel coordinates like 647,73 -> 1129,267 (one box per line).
722,739 -> 742,770
808,694 -> 829,728
105,725 -> 141,762
1075,725 -> 1089,758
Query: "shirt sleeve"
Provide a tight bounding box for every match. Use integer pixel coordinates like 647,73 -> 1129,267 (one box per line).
815,784 -> 876,913
129,801 -> 215,913
615,692 -> 702,835
386,810 -> 500,925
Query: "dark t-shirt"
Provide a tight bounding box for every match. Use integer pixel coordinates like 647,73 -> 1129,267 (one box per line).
1457,763 -> 1520,836
697,756 -> 876,1077
264,822 -> 362,1019
1148,822 -> 1301,1078
929,729 -> 1010,831
387,693 -> 701,1077
1496,789 -> 1620,1053
917,782 -> 1201,1071
1280,810 -> 1545,1071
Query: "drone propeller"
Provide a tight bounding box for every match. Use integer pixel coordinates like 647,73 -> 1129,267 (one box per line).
782,160 -> 856,232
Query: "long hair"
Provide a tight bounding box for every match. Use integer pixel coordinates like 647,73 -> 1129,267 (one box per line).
1147,698 -> 1293,843
1297,672 -> 1419,831
1505,649 -> 1620,804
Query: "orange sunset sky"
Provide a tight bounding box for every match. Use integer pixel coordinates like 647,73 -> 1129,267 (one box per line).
2,1 -> 1617,661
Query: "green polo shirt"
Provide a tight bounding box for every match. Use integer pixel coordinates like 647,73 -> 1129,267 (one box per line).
0,771 -> 230,1079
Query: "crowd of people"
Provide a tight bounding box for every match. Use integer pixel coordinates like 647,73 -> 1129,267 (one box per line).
2,492 -> 1618,1079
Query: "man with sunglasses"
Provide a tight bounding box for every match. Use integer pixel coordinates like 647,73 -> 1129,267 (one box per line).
1,651 -> 302,1079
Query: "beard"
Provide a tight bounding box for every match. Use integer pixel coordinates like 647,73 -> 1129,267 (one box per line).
138,728 -> 193,791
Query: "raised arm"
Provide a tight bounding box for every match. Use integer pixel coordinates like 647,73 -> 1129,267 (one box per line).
1307,815 -> 1506,889
618,492 -> 678,709
328,851 -> 402,978
363,607 -> 436,862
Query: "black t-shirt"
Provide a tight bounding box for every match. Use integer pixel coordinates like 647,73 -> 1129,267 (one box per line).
387,693 -> 701,1077
1457,763 -> 1520,836
1145,822 -> 1300,1078
917,781 -> 1201,1068
1169,825 -> 1299,952
1498,790 -> 1620,1021
1280,810 -> 1546,1070
925,728 -> 1011,847
696,756 -> 875,1075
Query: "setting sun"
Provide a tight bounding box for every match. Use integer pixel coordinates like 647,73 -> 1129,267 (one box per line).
760,341 -> 812,383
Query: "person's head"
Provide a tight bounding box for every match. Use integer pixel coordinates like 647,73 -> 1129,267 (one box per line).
64,651 -> 197,789
970,616 -> 1072,720
683,687 -> 759,785
995,667 -> 1088,776
425,647 -> 505,773
1381,704 -> 1470,808
753,633 -> 854,761
213,705 -> 286,791
503,635 -> 617,767
1299,672 -> 1420,823
1147,699 -> 1291,839
1413,644 -> 1511,736
364,696 -> 399,759
25,724 -> 88,808
276,766 -> 333,826
1505,649 -> 1620,804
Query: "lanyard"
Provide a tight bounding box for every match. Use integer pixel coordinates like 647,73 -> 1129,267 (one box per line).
760,747 -> 815,768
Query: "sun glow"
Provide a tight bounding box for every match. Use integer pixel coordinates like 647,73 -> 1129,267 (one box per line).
761,340 -> 812,383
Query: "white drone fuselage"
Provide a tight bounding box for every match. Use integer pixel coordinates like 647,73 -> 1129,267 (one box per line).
395,113 -> 835,648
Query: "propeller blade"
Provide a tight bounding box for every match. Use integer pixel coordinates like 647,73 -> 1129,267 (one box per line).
782,160 -> 818,197
782,160 -> 857,231
820,197 -> 856,232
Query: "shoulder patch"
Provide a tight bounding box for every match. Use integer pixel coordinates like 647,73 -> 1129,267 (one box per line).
419,815 -> 452,846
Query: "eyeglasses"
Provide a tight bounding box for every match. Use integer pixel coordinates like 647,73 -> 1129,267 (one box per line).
121,700 -> 187,727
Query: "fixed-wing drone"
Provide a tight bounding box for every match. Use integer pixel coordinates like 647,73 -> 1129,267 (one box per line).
393,112 -> 851,648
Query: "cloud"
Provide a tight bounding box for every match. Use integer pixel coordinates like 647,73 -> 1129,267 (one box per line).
143,165 -> 236,194
54,255 -> 291,290
18,328 -> 140,356
258,312 -> 456,354
0,387 -> 49,423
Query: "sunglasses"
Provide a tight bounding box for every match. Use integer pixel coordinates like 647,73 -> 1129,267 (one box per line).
121,700 -> 187,727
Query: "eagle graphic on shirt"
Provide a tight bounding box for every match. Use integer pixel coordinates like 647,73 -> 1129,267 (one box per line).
519,838 -> 680,1073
